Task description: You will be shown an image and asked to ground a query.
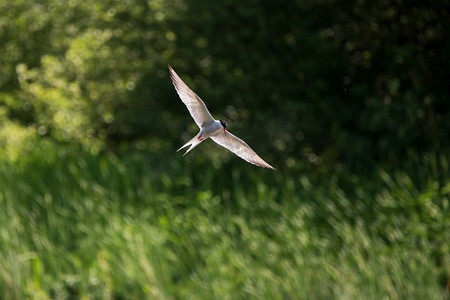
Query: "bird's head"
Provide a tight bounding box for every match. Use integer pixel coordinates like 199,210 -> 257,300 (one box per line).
220,120 -> 227,134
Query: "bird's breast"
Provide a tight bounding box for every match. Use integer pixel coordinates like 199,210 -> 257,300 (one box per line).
200,121 -> 223,138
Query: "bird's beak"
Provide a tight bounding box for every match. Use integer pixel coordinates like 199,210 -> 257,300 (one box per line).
224,128 -> 227,135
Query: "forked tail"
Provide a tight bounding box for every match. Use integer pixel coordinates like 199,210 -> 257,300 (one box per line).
177,134 -> 203,156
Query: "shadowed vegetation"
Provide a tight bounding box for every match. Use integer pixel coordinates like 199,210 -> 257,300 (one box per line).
0,0 -> 449,298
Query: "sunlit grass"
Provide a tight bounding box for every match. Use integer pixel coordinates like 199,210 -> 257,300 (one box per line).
0,142 -> 448,299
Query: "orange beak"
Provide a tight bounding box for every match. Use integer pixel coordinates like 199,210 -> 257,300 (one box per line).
224,128 -> 227,135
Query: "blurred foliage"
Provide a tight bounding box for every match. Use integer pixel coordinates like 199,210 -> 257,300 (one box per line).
0,0 -> 449,169
1,1 -> 450,297
0,143 -> 448,298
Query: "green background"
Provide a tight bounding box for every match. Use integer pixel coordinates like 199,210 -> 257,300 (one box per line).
0,0 -> 449,298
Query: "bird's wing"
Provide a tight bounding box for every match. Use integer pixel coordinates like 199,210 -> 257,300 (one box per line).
168,65 -> 215,128
211,131 -> 276,169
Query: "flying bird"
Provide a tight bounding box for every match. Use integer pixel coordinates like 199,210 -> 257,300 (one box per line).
168,65 -> 275,170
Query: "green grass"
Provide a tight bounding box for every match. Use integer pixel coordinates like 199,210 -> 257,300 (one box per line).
0,142 -> 449,299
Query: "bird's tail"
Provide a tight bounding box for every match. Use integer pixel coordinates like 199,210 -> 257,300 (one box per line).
177,134 -> 203,156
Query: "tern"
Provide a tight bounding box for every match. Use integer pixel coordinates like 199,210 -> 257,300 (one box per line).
169,65 -> 275,170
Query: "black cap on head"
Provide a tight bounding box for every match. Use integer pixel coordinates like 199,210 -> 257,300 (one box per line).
220,120 -> 227,128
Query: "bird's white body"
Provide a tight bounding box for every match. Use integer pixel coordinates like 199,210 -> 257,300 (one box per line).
199,120 -> 223,140
169,65 -> 275,170
177,120 -> 223,155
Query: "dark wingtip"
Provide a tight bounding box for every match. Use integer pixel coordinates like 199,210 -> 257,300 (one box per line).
168,65 -> 177,82
252,159 -> 276,170
265,164 -> 277,170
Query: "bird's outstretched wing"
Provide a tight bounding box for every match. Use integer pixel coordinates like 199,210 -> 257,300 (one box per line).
168,65 -> 215,128
211,131 -> 276,169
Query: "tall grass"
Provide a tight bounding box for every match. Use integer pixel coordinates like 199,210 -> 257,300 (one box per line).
0,142 -> 449,299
